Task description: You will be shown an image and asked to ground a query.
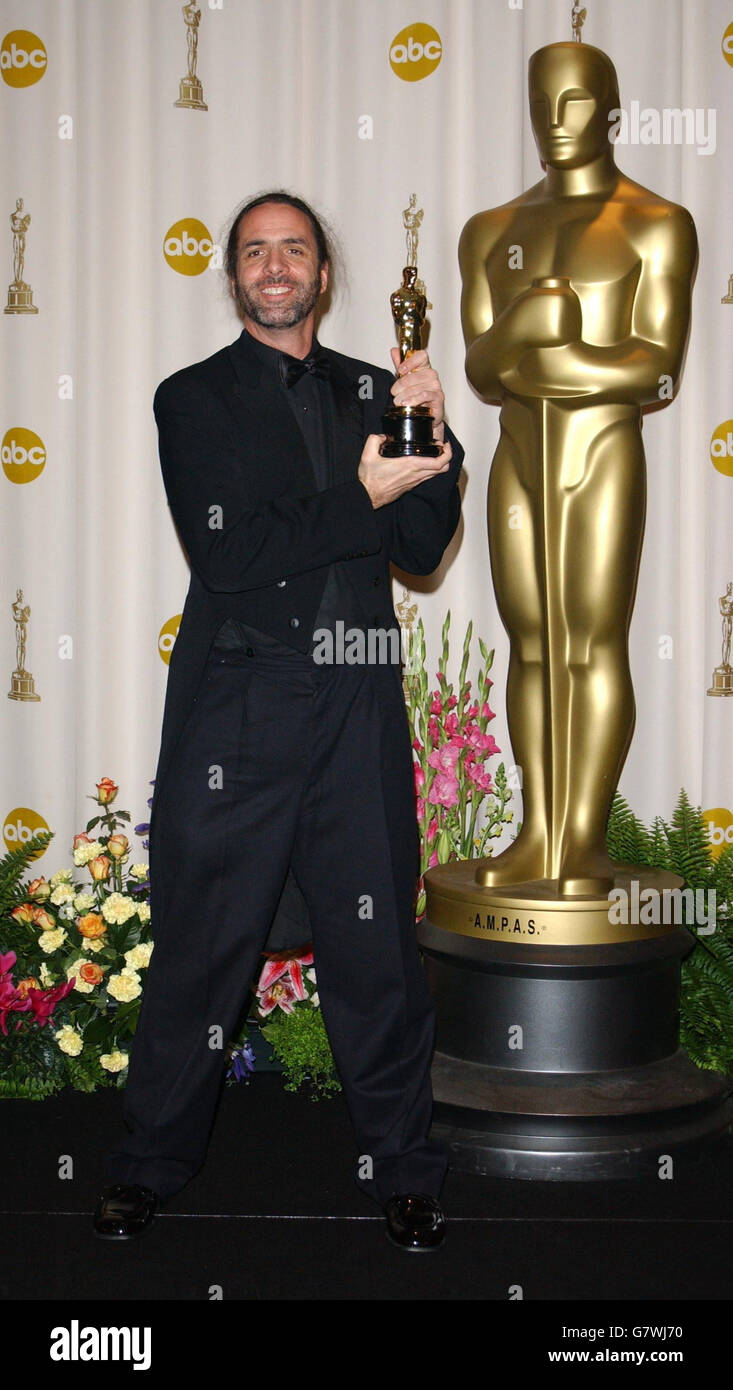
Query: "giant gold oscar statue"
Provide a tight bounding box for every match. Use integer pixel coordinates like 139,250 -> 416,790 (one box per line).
417,37 -> 733,1179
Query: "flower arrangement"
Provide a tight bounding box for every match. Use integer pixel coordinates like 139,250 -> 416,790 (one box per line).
226,947 -> 341,1099
404,613 -> 515,917
0,778 -> 154,1097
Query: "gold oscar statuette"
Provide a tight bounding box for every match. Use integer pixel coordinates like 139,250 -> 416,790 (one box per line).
174,0 -> 208,110
708,582 -> 733,696
380,197 -> 441,458
438,37 -> 698,942
5,198 -> 38,315
8,589 -> 41,701
722,275 -> 733,305
418,25 -> 731,1178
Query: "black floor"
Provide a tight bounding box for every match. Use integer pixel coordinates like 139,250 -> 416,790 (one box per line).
2,1074 -> 732,1302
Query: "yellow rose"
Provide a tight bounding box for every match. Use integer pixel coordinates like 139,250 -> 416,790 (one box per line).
96,777 -> 118,805
107,834 -> 130,861
10,902 -> 35,925
100,1050 -> 129,1073
88,855 -> 111,882
77,912 -> 107,940
27,877 -> 51,901
31,906 -> 56,932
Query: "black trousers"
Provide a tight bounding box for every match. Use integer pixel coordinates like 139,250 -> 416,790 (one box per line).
105,639 -> 448,1204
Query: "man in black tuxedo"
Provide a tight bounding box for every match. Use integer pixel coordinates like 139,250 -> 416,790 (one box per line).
94,192 -> 463,1252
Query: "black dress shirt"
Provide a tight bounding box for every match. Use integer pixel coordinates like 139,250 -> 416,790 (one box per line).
213,330 -> 368,657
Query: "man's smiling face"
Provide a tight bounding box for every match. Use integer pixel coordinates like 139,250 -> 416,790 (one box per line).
230,202 -> 328,331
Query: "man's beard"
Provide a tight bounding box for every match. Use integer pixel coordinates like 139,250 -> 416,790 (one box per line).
233,269 -> 322,330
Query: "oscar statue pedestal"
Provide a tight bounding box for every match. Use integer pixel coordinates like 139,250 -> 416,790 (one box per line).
419,862 -> 733,1180
5,282 -> 38,314
708,663 -> 733,696
8,669 -> 40,700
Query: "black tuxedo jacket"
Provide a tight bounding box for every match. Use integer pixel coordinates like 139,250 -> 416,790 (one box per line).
148,327 -> 464,831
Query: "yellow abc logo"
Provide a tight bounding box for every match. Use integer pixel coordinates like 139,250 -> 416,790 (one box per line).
722,21 -> 733,66
4,807 -> 51,859
0,30 -> 47,87
2,426 -> 46,482
164,218 -> 214,276
702,807 -> 733,860
159,615 -> 182,665
710,420 -> 733,476
389,23 -> 442,82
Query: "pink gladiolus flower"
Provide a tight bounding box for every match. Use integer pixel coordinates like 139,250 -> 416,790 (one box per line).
444,712 -> 460,736
414,764 -> 426,790
416,796 -> 426,820
445,695 -> 458,710
467,762 -> 493,793
427,716 -> 440,743
467,727 -> 500,757
412,737 -> 423,752
429,695 -> 443,715
428,850 -> 439,868
429,773 -> 460,808
427,817 -> 438,842
427,744 -> 461,773
467,703 -> 479,718
481,702 -> 496,720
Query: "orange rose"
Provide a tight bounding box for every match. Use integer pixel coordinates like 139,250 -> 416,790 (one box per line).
31,906 -> 56,932
107,834 -> 130,860
27,877 -> 51,901
17,977 -> 40,997
79,962 -> 104,986
97,778 -> 118,805
88,855 -> 111,882
10,901 -> 35,925
77,912 -> 107,940
73,832 -> 93,851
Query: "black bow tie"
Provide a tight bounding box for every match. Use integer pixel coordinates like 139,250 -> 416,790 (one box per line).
279,346 -> 331,389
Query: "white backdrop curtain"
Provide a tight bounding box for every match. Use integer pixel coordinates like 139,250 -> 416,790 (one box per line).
2,0 -> 731,868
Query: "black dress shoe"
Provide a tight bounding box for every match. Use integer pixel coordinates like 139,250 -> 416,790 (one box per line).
93,1184 -> 160,1240
384,1192 -> 446,1252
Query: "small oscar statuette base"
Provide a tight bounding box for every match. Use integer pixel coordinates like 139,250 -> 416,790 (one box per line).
418,860 -> 733,1179
5,283 -> 38,314
722,275 -> 733,304
8,669 -> 40,701
174,76 -> 208,109
379,404 -> 442,458
708,664 -> 733,696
